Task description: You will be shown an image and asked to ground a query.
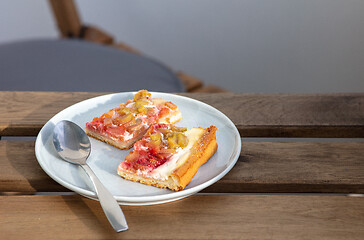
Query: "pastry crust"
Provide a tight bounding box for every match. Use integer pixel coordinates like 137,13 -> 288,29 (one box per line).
171,126 -> 218,190
117,125 -> 218,191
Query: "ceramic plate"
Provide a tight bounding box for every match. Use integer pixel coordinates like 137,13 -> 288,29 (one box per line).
35,92 -> 241,205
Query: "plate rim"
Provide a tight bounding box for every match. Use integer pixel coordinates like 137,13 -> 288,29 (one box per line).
35,91 -> 241,204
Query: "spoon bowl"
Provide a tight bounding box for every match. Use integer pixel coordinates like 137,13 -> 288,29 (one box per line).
53,120 -> 91,164
53,120 -> 128,232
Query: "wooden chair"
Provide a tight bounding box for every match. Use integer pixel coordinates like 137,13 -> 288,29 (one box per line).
49,0 -> 227,93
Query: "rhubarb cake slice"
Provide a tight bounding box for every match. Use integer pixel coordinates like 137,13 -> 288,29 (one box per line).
118,123 -> 218,191
85,90 -> 182,150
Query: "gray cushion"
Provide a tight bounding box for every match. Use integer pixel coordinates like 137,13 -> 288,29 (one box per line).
0,39 -> 184,92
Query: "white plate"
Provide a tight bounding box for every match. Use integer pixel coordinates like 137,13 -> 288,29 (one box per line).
35,92 -> 241,205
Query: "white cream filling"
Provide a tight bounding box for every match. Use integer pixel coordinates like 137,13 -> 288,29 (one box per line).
122,130 -> 134,141
149,128 -> 204,180
105,127 -> 134,142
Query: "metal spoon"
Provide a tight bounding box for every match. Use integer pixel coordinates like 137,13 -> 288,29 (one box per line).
52,120 -> 128,232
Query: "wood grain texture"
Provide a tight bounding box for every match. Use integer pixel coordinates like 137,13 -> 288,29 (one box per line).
182,92 -> 364,137
1,92 -> 364,137
0,195 -> 363,240
0,141 -> 67,192
205,141 -> 364,193
0,91 -> 106,136
1,141 -> 363,193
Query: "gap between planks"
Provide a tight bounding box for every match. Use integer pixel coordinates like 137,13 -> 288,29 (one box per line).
1,192 -> 363,197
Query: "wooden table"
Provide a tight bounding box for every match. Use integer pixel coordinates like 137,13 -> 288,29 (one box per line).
1,91 -> 363,239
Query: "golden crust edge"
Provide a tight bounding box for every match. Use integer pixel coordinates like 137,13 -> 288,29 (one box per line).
171,125 -> 218,191
117,170 -> 180,191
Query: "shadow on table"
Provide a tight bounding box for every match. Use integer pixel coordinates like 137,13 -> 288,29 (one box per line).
61,195 -> 119,236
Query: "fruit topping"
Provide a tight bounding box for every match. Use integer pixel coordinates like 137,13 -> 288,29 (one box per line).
150,133 -> 162,146
134,90 -> 151,101
113,113 -> 134,125
135,99 -> 149,114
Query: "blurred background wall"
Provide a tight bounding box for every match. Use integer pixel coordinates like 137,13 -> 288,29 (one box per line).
0,0 -> 363,93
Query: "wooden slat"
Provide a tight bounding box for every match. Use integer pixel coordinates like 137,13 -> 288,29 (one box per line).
81,26 -> 114,45
183,92 -> 364,137
206,141 -> 364,193
0,141 -> 67,192
1,141 -> 363,193
0,195 -> 363,239
0,91 -> 106,136
49,0 -> 82,37
176,72 -> 204,91
189,85 -> 228,93
1,92 -> 364,137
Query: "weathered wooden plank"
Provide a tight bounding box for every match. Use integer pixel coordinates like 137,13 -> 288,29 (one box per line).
0,141 -> 67,192
184,93 -> 364,137
205,141 -> 364,193
0,195 -> 363,240
0,91 -> 106,136
1,92 -> 364,137
1,141 -> 363,193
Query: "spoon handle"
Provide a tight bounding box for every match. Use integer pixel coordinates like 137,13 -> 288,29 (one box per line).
81,163 -> 128,232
